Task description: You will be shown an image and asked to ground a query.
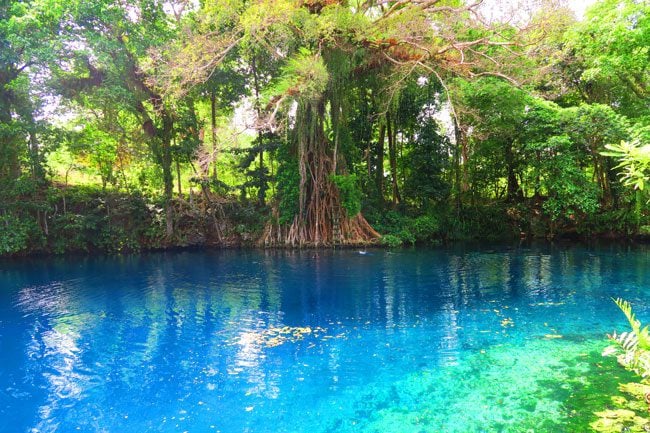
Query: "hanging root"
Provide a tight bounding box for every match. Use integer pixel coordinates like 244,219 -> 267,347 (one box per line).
261,99 -> 380,248
261,209 -> 380,247
260,152 -> 380,247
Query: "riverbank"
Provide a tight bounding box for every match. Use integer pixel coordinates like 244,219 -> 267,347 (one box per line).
1,184 -> 647,258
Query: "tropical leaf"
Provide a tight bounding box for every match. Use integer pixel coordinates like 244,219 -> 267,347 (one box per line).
607,299 -> 650,377
613,298 -> 650,350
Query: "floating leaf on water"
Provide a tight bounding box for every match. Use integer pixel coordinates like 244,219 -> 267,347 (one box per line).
544,334 -> 563,340
233,325 -> 328,348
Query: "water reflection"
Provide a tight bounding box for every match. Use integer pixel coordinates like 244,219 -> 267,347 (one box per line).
1,245 -> 649,432
16,282 -> 94,433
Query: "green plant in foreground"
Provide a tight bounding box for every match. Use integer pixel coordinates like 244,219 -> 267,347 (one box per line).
605,298 -> 650,376
594,299 -> 650,433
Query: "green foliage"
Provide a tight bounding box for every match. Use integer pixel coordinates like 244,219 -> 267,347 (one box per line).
366,210 -> 440,245
380,234 -> 403,248
455,78 -> 532,200
563,104 -> 630,153
97,225 -> 142,254
567,0 -> 649,119
599,299 -> 650,432
273,48 -> 329,103
66,121 -> 119,188
402,120 -> 451,208
45,187 -> 147,253
2,0 -> 650,255
541,139 -> 600,221
440,203 -> 519,241
275,145 -> 300,225
50,213 -> 96,254
612,298 -> 650,352
0,214 -> 35,255
235,131 -> 281,205
330,174 -> 362,217
603,140 -> 650,191
411,215 -> 440,243
581,207 -> 639,236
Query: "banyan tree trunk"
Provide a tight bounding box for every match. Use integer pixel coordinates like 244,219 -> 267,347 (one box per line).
262,99 -> 379,247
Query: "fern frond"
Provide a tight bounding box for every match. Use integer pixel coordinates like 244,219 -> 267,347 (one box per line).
609,299 -> 650,376
609,331 -> 638,352
614,298 -> 637,330
640,325 -> 650,350
603,345 -> 619,357
613,298 -> 650,350
637,352 -> 650,377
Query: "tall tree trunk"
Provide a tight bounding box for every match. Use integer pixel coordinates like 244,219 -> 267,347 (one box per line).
29,130 -> 43,182
251,55 -> 265,206
23,108 -> 44,183
453,117 -> 462,214
453,117 -> 470,194
363,90 -> 372,179
505,142 -> 521,201
161,113 -> 175,238
386,112 -> 400,207
461,138 -> 470,192
135,97 -> 175,238
376,122 -> 385,209
210,90 -> 218,182
592,148 -> 613,207
176,157 -> 182,197
258,147 -> 265,205
366,138 -> 372,178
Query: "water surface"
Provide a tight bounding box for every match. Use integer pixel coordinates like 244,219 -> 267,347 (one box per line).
1,244 -> 649,432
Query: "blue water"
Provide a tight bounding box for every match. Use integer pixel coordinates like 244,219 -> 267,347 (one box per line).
1,245 -> 649,433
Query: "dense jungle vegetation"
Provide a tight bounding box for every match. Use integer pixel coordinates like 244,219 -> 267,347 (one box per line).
0,0 -> 649,255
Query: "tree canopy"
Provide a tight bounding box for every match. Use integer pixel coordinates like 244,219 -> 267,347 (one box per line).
1,0 -> 649,254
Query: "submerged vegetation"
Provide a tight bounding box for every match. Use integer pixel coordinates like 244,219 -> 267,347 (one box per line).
1,0 -> 649,255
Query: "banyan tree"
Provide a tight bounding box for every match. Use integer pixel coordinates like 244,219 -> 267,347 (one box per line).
261,48 -> 381,246
156,0 -> 559,246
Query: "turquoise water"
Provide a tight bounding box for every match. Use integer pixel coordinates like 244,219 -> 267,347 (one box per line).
1,244 -> 649,433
